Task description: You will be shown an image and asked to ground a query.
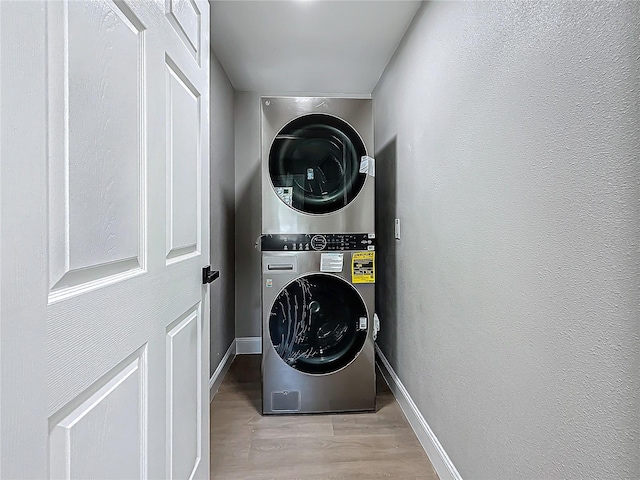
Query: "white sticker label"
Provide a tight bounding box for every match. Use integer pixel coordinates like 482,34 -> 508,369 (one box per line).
373,313 -> 380,340
359,156 -> 376,177
359,317 -> 367,330
275,187 -> 293,206
320,253 -> 344,272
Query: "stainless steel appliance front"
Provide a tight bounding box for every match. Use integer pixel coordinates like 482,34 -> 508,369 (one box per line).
261,235 -> 376,414
261,96 -> 374,234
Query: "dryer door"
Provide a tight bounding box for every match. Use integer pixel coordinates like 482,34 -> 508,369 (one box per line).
269,114 -> 367,215
269,273 -> 368,374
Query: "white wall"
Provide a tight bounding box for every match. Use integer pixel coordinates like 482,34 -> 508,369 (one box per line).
209,48 -> 236,375
373,2 -> 639,479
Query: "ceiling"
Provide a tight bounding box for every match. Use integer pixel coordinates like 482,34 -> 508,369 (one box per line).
210,1 -> 423,95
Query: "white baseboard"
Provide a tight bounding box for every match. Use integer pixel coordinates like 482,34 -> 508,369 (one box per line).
209,341 -> 236,403
375,344 -> 462,480
209,337 -> 261,402
235,336 -> 261,354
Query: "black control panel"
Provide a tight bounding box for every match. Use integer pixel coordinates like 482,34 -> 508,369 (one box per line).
261,234 -> 375,252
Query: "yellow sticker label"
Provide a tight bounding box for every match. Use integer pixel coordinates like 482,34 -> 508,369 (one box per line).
352,252 -> 375,284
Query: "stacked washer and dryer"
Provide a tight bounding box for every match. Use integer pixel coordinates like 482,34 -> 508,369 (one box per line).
260,97 -> 377,414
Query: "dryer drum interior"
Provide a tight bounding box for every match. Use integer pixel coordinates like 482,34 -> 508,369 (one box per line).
269,114 -> 367,215
269,273 -> 367,375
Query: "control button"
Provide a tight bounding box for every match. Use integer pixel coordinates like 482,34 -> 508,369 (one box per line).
292,243 -> 297,250
284,245 -> 288,250
310,235 -> 327,251
305,244 -> 309,250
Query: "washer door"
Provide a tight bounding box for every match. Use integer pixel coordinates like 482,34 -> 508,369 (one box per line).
269,114 -> 367,215
269,274 -> 368,375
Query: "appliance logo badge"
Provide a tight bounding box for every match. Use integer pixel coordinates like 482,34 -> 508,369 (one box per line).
265,278 -> 273,288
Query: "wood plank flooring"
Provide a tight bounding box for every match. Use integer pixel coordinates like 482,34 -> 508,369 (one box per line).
210,355 -> 439,479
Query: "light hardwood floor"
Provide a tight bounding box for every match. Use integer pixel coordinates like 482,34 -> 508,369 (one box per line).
210,355 -> 439,479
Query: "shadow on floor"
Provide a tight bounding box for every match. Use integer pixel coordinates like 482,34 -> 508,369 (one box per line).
219,354 -> 262,413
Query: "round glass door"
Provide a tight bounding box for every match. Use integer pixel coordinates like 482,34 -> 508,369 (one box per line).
269,274 -> 368,374
269,114 -> 367,215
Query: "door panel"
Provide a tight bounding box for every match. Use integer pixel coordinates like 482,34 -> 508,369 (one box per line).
49,350 -> 147,480
46,260 -> 202,415
166,307 -> 202,480
166,0 -> 201,63
47,0 -> 146,299
0,0 -> 211,478
166,56 -> 201,263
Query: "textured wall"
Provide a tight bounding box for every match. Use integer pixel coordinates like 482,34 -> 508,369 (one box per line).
373,1 -> 639,479
209,49 -> 236,375
234,91 -> 262,338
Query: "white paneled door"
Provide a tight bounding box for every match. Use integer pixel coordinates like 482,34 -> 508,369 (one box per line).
1,1 -> 210,478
